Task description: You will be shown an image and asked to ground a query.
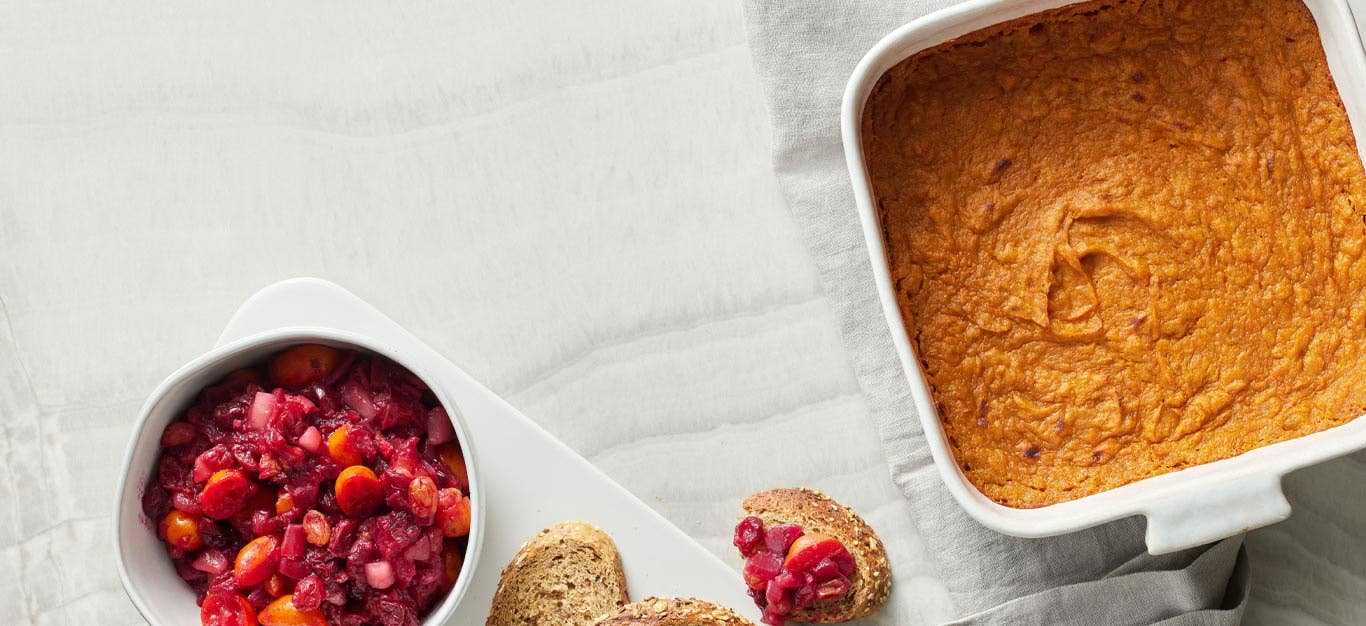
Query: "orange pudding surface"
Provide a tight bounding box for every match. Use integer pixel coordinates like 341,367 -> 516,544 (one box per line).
863,0 -> 1366,507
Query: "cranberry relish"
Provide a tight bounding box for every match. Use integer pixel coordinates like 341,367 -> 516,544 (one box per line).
733,517 -> 854,626
143,345 -> 473,626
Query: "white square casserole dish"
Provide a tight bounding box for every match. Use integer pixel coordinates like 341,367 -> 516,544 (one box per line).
841,0 -> 1366,554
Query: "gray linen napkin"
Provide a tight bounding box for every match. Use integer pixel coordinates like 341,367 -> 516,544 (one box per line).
740,1 -> 1247,623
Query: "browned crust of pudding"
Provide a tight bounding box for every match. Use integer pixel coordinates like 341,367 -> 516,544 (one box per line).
863,0 -> 1366,507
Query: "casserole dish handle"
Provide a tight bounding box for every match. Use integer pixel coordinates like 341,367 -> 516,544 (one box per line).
1141,473 -> 1290,554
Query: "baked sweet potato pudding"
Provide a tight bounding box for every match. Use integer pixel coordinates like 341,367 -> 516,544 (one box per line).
862,0 -> 1366,507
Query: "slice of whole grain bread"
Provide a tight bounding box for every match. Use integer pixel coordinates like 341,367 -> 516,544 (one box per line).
595,597 -> 756,626
741,488 -> 891,623
486,521 -> 629,626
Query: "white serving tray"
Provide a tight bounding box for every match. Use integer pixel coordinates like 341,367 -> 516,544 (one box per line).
842,0 -> 1366,554
217,278 -> 752,624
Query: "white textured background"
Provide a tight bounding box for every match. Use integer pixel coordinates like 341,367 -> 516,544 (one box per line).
0,1 -> 1363,624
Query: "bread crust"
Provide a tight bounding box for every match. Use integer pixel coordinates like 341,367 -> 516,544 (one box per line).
487,521 -> 629,626
595,597 -> 756,626
741,489 -> 891,623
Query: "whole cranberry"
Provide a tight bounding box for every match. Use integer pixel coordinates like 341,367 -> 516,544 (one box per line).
743,552 -> 783,590
733,516 -> 765,557
763,524 -> 804,556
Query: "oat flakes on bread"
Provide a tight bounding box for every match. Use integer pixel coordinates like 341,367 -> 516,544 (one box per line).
595,597 -> 756,626
742,488 -> 891,623
486,520 -> 629,626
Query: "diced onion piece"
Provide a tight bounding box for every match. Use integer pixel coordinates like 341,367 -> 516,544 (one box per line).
364,560 -> 395,589
297,426 -> 322,453
427,407 -> 455,445
248,392 -> 276,430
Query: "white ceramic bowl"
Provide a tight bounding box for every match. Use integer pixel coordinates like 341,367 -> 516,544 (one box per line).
113,328 -> 483,625
842,0 -> 1366,554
